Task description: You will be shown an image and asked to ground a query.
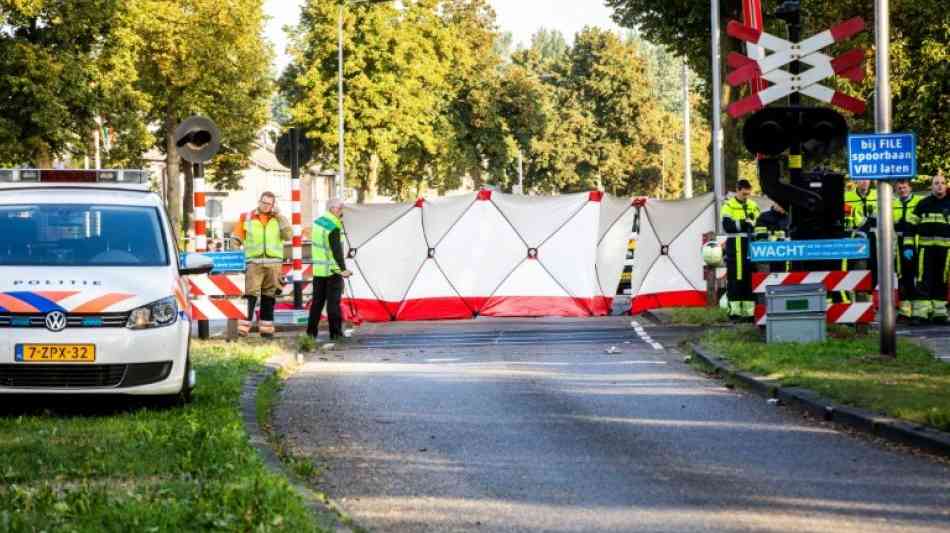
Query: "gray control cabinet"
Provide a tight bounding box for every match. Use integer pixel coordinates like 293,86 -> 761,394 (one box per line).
765,283 -> 827,343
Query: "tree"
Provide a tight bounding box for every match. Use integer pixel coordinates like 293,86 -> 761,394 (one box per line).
283,0 -> 487,202
605,0 -> 949,179
0,0 -> 150,167
126,0 -> 272,233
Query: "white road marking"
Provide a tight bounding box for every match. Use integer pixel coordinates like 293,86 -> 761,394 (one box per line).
630,320 -> 664,351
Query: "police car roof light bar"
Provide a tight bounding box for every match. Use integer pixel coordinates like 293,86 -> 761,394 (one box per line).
0,169 -> 149,184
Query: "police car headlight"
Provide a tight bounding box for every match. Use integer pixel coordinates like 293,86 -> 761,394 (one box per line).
127,297 -> 178,329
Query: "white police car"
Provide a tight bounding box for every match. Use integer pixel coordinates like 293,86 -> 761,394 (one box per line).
0,169 -> 213,404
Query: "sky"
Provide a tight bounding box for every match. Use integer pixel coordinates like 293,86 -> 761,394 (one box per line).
264,0 -> 623,75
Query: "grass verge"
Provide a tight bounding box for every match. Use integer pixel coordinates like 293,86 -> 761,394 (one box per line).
255,364 -> 366,533
701,326 -> 950,431
0,339 -> 326,532
669,306 -> 731,326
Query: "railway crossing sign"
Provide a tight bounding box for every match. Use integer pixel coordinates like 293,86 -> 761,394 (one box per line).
726,17 -> 867,118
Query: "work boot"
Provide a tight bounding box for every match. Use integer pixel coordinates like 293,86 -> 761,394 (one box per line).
259,320 -> 275,338
729,301 -> 742,322
741,301 -> 756,322
898,301 -> 913,322
911,300 -> 932,326
237,320 -> 252,337
932,301 -> 948,324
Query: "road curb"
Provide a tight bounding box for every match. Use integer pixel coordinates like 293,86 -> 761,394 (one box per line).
240,351 -> 356,533
690,343 -> 950,457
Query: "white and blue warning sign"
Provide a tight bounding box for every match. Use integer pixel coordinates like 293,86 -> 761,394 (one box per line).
749,238 -> 869,263
847,132 -> 916,180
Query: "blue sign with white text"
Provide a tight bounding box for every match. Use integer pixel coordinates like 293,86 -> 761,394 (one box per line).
179,251 -> 246,273
749,239 -> 869,263
847,133 -> 916,180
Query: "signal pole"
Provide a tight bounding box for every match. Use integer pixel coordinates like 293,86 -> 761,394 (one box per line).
875,0 -> 897,356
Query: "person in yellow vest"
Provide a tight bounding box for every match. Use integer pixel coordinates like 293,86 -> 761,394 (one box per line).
307,198 -> 352,340
893,179 -> 921,321
232,191 -> 291,337
721,180 -> 760,321
845,179 -> 878,287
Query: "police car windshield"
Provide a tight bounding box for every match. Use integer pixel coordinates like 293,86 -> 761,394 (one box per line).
0,204 -> 168,267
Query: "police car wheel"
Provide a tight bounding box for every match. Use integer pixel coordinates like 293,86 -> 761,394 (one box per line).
155,355 -> 192,408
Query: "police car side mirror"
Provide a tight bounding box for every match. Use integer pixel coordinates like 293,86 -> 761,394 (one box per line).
179,253 -> 215,276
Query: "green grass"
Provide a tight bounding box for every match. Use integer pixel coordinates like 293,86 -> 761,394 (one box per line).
701,326 -> 950,431
669,306 -> 731,326
0,340 -> 326,532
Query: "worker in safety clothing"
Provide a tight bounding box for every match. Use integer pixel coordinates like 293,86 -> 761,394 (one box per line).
754,202 -> 789,273
846,179 -> 878,287
893,179 -> 921,321
722,180 -> 760,321
306,198 -> 352,340
910,172 -> 950,324
232,191 -> 291,337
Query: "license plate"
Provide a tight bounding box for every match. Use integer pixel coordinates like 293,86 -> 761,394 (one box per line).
15,344 -> 96,363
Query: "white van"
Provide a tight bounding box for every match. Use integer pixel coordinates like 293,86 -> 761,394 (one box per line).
0,169 -> 213,404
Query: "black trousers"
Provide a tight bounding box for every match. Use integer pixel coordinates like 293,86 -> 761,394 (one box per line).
307,275 -> 343,338
918,245 -> 949,303
725,237 -> 754,313
897,236 -> 917,305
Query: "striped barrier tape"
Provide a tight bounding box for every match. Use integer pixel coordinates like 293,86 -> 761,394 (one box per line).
755,302 -> 874,326
190,298 -> 247,321
752,270 -> 872,294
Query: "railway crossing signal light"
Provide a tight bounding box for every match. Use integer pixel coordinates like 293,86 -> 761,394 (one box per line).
742,106 -> 849,158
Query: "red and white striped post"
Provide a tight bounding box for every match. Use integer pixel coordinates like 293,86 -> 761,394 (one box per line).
290,128 -> 304,308
193,162 -> 210,338
193,164 -> 207,253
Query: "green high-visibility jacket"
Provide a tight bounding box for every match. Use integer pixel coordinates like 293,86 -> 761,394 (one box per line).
893,193 -> 921,236
311,212 -> 344,277
845,188 -> 877,229
243,212 -> 285,259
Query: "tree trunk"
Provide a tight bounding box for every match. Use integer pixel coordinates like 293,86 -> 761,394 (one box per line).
34,142 -> 52,168
182,160 -> 193,230
366,152 -> 380,203
472,162 -> 484,189
164,111 -> 182,238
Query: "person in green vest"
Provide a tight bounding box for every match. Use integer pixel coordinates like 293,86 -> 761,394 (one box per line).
721,180 -> 760,321
845,179 -> 878,287
233,191 -> 291,337
893,179 -> 921,321
307,198 -> 352,340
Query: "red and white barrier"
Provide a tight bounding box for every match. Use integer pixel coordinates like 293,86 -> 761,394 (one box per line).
190,298 -> 246,320
752,269 -> 875,325
751,270 -> 872,294
755,302 -> 874,326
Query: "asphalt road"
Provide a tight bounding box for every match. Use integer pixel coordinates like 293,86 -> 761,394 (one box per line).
274,317 -> 950,533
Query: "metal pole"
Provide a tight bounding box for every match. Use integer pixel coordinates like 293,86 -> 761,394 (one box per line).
875,0 -> 897,356
682,61 -> 692,199
337,3 -> 345,201
518,151 -> 524,193
710,0 -> 724,229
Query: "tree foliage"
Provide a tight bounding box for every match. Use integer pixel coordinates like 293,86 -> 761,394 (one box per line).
126,0 -> 273,231
0,0 -> 150,167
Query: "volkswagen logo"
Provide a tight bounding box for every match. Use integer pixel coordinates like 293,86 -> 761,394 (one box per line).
45,311 -> 67,332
